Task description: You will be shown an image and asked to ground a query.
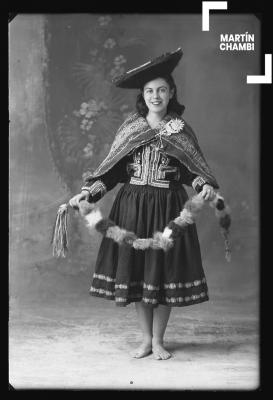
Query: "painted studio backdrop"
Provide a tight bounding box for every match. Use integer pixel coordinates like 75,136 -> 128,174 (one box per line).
10,13 -> 259,302
9,14 -> 259,389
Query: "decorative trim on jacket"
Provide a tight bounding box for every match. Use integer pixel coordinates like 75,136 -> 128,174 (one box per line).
81,180 -> 107,200
128,144 -> 180,188
83,112 -> 219,191
192,176 -> 207,193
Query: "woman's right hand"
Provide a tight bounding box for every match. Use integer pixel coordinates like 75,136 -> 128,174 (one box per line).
69,191 -> 89,210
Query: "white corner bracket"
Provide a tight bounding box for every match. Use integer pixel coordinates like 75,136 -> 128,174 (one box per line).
202,1 -> 228,31
247,54 -> 272,84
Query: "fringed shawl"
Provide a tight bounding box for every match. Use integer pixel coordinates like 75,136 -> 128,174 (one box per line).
84,112 -> 219,189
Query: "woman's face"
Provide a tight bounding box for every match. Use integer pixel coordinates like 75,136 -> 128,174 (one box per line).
143,77 -> 174,115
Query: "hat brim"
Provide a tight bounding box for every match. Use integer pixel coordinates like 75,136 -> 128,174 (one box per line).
113,47 -> 183,89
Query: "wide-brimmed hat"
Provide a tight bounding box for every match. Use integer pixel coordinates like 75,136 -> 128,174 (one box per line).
112,47 -> 183,89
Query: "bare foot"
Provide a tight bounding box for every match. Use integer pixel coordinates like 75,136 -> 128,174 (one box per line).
131,341 -> 152,359
152,339 -> 171,360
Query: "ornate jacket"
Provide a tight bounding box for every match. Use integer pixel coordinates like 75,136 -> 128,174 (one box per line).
81,112 -> 219,203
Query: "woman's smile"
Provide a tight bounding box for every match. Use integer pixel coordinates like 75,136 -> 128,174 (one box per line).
143,77 -> 174,115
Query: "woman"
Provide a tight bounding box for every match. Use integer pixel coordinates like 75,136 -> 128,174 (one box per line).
69,48 -> 219,360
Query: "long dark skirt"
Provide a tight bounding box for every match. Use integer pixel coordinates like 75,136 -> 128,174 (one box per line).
90,182 -> 209,307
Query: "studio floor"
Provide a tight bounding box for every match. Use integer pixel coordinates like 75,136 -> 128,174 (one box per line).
9,291 -> 259,390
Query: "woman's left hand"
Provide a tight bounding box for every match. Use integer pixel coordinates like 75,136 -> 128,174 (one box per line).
201,184 -> 216,201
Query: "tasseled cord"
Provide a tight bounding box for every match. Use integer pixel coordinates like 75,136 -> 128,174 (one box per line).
51,196 -> 232,262
51,203 -> 69,258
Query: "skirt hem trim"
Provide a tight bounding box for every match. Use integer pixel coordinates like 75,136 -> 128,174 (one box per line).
89,291 -> 209,308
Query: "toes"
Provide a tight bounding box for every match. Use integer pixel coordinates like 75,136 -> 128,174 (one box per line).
153,348 -> 171,360
155,353 -> 171,360
153,351 -> 163,360
134,351 -> 145,358
131,346 -> 152,358
131,350 -> 142,358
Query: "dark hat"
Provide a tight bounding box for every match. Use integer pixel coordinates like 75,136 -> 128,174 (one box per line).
112,47 -> 183,89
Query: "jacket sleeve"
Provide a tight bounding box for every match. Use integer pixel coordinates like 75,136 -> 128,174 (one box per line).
81,157 -> 129,203
179,162 -> 214,193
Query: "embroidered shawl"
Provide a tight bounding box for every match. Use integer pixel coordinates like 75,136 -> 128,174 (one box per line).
84,112 -> 219,189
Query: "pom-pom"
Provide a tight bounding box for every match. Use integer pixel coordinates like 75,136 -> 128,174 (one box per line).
209,193 -> 224,208
106,226 -> 129,243
185,194 -> 204,215
167,221 -> 186,238
84,209 -> 103,228
95,218 -> 116,234
122,232 -> 138,246
174,208 -> 194,226
162,227 -> 173,239
152,232 -> 174,251
219,213 -> 231,230
79,200 -> 96,216
133,238 -> 154,250
215,197 -> 225,210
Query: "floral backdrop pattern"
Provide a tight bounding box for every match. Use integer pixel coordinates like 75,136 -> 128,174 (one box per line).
45,14 -> 147,275
46,14 -> 146,193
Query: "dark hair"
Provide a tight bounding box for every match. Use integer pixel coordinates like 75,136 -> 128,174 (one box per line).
136,74 -> 185,117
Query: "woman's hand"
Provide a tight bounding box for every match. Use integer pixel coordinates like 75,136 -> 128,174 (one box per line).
201,184 -> 216,201
69,191 -> 89,209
